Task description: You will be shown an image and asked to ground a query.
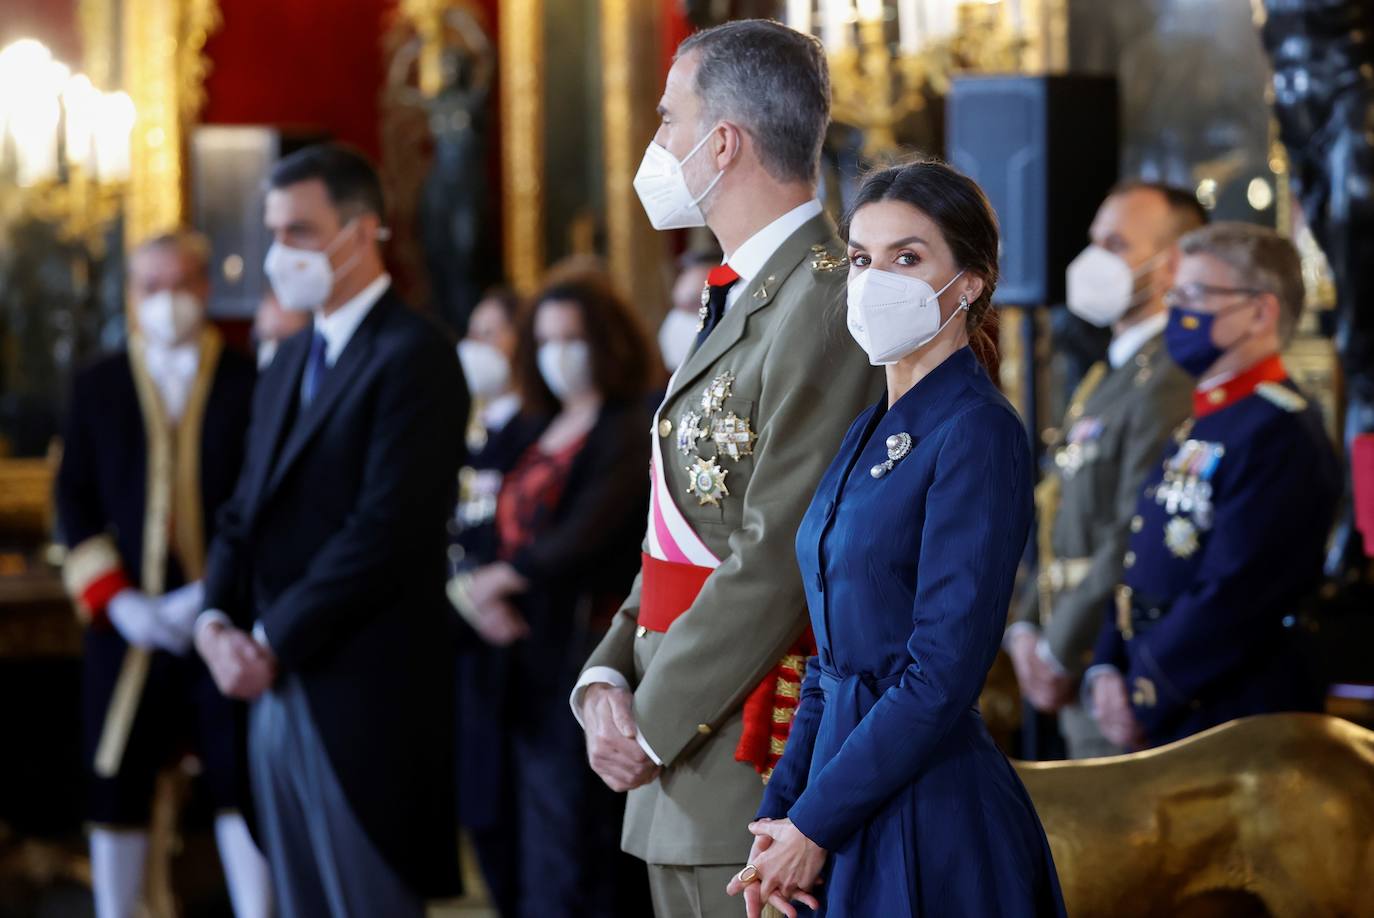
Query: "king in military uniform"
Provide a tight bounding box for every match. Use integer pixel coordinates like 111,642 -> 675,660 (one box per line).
1088,222 -> 1341,750
55,231 -> 268,918
1007,182 -> 1202,759
572,21 -> 881,918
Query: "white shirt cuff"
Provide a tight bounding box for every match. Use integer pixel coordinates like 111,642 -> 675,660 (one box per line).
1081,663 -> 1121,708
1036,637 -> 1069,676
569,667 -> 662,766
195,609 -> 232,639
1002,621 -> 1039,652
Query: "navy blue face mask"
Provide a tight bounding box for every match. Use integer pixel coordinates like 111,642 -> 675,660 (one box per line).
1164,299 -> 1258,378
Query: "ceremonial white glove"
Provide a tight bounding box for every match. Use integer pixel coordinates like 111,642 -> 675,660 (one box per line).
108,589 -> 187,653
155,581 -> 206,655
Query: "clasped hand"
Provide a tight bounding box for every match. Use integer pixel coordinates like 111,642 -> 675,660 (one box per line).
195,621 -> 277,700
581,684 -> 659,792
725,818 -> 826,918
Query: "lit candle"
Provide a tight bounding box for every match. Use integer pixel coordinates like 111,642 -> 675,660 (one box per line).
788,0 -> 814,35
927,0 -> 956,40
898,0 -> 919,54
821,0 -> 850,51
63,73 -> 99,171
94,91 -> 135,182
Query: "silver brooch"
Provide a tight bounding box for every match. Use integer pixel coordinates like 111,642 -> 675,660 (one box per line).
870,432 -> 913,479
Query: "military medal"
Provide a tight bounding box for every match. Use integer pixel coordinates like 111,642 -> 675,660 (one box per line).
685,456 -> 729,507
677,410 -> 706,455
697,282 -> 710,332
870,432 -> 913,479
711,412 -> 756,461
700,371 -> 734,414
1164,516 -> 1200,558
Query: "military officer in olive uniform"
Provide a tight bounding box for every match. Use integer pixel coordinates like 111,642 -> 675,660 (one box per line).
571,21 -> 881,918
1088,222 -> 1341,750
1007,183 -> 1203,758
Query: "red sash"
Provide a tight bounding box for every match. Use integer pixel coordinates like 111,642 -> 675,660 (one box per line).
640,552 -> 816,781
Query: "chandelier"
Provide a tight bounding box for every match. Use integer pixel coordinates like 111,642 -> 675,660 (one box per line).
0,38 -> 135,248
787,0 -> 1038,157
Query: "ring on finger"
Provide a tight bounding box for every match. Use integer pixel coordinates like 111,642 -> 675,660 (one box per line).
737,864 -> 759,884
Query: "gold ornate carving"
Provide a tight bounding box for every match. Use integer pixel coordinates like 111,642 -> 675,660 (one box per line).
120,0 -> 222,252
1016,714 -> 1374,916
600,0 -> 666,314
500,0 -> 544,295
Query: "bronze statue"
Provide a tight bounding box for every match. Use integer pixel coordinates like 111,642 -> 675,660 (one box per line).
1261,0 -> 1374,571
1018,713 -> 1374,917
385,4 -> 495,333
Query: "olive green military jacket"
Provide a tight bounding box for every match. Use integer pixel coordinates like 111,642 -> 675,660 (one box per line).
1016,332 -> 1193,676
580,213 -> 883,866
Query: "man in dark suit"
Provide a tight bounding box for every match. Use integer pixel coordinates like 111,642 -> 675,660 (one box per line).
194,144 -> 469,916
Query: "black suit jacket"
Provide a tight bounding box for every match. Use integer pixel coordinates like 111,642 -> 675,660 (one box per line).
203,287 -> 469,896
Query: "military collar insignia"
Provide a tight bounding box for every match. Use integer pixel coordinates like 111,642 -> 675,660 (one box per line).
810,243 -> 847,273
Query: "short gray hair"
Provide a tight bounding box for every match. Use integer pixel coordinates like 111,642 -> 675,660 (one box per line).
677,20 -> 829,185
133,228 -> 212,279
1179,222 -> 1306,344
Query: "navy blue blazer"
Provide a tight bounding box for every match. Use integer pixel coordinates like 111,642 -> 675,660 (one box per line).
1092,365 -> 1340,746
758,347 -> 1064,917
203,288 -> 469,897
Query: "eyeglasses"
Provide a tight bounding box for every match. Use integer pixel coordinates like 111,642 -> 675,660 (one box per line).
1163,282 -> 1264,310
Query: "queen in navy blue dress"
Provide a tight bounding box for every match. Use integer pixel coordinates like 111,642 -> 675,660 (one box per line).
729,161 -> 1065,918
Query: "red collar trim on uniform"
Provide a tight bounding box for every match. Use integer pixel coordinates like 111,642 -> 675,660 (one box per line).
1193,354 -> 1288,418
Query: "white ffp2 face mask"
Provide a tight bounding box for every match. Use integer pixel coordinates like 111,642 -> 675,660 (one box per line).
457,339 -> 512,400
1065,245 -> 1166,327
632,127 -> 725,230
263,220 -> 361,312
846,268 -> 966,366
537,340 -> 594,401
137,290 -> 204,347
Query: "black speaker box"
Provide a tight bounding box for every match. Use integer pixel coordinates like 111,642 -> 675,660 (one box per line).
190,126 -> 327,319
945,75 -> 1119,307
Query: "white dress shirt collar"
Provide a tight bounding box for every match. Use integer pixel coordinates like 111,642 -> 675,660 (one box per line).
722,199 -> 824,310
313,273 -> 391,367
141,339 -> 200,422
1107,310 -> 1167,370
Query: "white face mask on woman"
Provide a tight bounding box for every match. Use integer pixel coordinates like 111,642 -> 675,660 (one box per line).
632,127 -> 725,231
457,339 -> 512,400
657,310 -> 699,372
846,267 -> 966,365
263,220 -> 361,312
537,340 -> 594,401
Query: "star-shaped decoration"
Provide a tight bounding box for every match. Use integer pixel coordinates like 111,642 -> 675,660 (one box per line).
685,456 -> 730,507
